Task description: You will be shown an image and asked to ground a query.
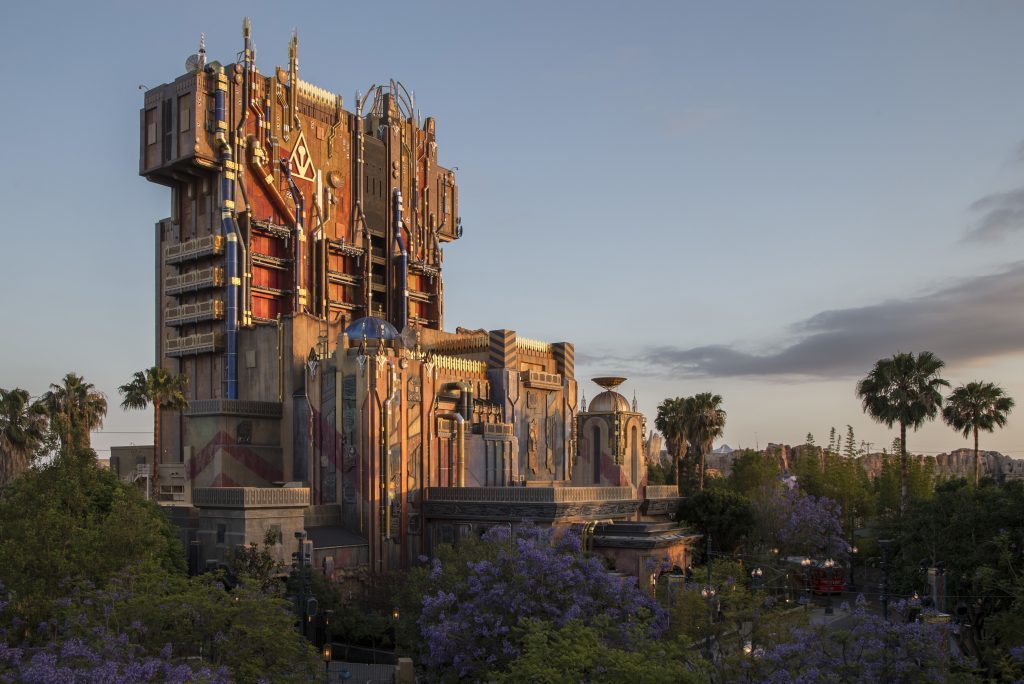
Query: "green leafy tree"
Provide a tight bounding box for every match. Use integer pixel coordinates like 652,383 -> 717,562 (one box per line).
51,565 -> 319,683
680,488 -> 753,554
843,424 -> 857,459
856,351 -> 949,513
655,397 -> 689,489
683,393 -> 727,492
728,449 -> 779,499
119,366 -> 190,492
40,373 -> 107,453
0,446 -> 184,626
894,481 -> 1024,679
0,387 -> 48,486
228,528 -> 283,591
941,381 -> 1015,486
805,432 -> 815,448
875,453 -> 933,514
493,619 -> 701,684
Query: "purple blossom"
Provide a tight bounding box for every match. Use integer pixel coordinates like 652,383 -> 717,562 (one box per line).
416,526 -> 665,680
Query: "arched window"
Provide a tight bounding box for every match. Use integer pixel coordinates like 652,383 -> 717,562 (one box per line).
592,424 -> 601,484
631,425 -> 639,486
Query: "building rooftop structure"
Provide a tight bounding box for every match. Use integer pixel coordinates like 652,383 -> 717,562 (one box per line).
136,21 -> 691,581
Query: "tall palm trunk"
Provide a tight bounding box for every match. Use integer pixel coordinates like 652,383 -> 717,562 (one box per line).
152,404 -> 160,498
973,426 -> 979,487
899,421 -> 908,515
698,449 -> 706,491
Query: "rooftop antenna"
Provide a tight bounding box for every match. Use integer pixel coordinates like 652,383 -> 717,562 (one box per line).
198,32 -> 206,68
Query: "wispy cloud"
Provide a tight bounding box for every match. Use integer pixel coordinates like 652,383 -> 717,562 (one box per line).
584,263 -> 1024,379
964,187 -> 1024,243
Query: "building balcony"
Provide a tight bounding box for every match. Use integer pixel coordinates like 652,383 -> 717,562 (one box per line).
165,267 -> 225,295
164,235 -> 225,264
482,423 -> 514,440
165,299 -> 225,326
165,332 -> 224,357
520,369 -> 562,390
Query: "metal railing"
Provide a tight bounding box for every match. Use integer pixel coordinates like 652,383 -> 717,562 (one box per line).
426,486 -> 633,503
165,299 -> 225,326
165,267 -> 225,295
164,235 -> 225,264
645,485 -> 682,499
166,332 -> 224,357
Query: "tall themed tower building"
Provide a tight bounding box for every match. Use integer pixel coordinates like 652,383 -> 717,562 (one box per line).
140,23 -> 691,576
141,26 -> 458,497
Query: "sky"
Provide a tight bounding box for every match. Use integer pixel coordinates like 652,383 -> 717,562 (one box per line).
3,1 -> 1024,459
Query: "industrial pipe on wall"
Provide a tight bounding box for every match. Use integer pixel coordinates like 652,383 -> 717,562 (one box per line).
438,412 -> 465,487
215,68 -> 239,399
381,374 -> 397,542
392,189 -> 408,331
283,161 -> 305,314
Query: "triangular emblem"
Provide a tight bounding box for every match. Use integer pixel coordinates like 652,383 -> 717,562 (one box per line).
288,131 -> 316,182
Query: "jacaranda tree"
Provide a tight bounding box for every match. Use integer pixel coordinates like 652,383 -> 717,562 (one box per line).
406,526 -> 667,682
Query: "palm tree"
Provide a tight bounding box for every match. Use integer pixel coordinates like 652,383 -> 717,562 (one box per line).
0,388 -> 48,485
942,382 -> 1014,486
655,397 -> 688,490
41,373 -> 108,453
118,366 -> 189,494
683,392 -> 727,492
856,351 -> 949,513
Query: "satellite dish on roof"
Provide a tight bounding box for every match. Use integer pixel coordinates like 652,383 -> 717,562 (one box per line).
185,54 -> 201,73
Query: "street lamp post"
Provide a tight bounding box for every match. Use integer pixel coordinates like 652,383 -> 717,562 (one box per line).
849,545 -> 858,591
702,585 -> 717,661
750,567 -> 763,651
823,559 -> 836,615
800,557 -> 812,608
392,607 -> 400,658
322,643 -> 332,683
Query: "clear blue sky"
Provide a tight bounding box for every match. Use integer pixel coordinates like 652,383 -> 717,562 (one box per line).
3,1 -> 1024,458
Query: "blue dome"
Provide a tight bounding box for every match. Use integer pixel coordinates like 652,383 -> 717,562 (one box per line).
345,316 -> 400,341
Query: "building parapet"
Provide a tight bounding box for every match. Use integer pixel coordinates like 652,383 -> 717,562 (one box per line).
427,334 -> 489,354
517,336 -> 552,354
185,399 -> 283,418
296,78 -> 339,107
430,354 -> 487,375
644,485 -> 681,499
164,235 -> 225,264
427,486 -> 633,503
193,486 -> 310,509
